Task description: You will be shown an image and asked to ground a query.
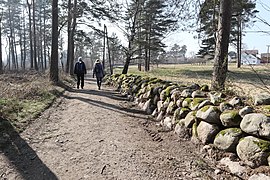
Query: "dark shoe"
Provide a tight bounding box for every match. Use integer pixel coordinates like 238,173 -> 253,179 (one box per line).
77,86 -> 79,89
98,86 -> 101,90
81,87 -> 83,89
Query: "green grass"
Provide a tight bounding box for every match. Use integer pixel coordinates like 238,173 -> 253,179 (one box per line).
0,91 -> 57,132
0,73 -> 70,133
114,63 -> 270,96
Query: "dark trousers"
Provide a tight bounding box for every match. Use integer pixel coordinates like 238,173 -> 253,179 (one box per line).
77,73 -> 84,88
96,77 -> 102,89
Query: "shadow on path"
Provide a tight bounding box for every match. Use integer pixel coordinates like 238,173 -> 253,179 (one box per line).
64,88 -> 150,120
0,118 -> 58,179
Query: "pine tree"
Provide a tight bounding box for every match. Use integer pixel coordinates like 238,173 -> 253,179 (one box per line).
197,0 -> 257,60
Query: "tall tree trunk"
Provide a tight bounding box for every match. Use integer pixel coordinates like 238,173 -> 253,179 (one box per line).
23,16 -> 27,70
122,1 -> 140,74
27,0 -> 34,69
33,0 -> 38,71
50,0 -> 59,83
0,15 -> 2,74
211,0 -> 233,91
102,24 -> 106,69
13,37 -> 19,70
105,26 -> 113,75
69,0 -> 77,76
122,54 -> 131,74
66,0 -> 72,73
237,15 -> 242,68
8,7 -> 16,70
19,20 -> 24,70
43,4 -> 47,70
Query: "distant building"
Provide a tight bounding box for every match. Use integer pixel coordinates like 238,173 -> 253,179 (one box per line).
241,52 -> 261,65
260,53 -> 270,63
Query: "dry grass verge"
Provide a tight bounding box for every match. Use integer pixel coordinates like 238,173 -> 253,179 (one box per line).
0,71 -> 74,132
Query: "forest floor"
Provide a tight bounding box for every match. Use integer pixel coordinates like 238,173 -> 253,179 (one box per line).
0,75 -> 269,179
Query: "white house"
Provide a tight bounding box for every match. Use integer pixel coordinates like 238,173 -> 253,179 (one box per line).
241,52 -> 261,65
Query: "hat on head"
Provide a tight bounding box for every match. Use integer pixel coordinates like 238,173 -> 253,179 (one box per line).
95,59 -> 100,63
78,57 -> 82,61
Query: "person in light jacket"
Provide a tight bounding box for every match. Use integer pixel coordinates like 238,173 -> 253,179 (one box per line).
74,57 -> 87,89
93,59 -> 104,90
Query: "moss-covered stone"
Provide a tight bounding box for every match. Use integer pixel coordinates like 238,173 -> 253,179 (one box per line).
253,139 -> 270,152
200,84 -> 209,92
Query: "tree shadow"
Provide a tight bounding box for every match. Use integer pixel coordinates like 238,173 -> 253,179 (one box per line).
62,89 -> 150,120
0,117 -> 58,179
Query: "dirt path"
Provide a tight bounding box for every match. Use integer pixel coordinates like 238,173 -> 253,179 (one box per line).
0,76 -> 237,180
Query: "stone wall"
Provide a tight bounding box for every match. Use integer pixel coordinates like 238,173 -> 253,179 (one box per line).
104,74 -> 270,168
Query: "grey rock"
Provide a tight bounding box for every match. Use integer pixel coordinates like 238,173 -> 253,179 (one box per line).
181,89 -> 192,98
166,101 -> 177,115
191,90 -> 206,98
254,93 -> 270,105
220,157 -> 246,176
197,121 -> 220,144
229,97 -> 242,107
220,110 -> 242,127
161,117 -> 173,131
219,102 -> 233,112
182,98 -> 192,108
183,111 -> 197,128
249,174 -> 270,180
198,100 -> 213,110
196,105 -> 221,125
236,136 -> 270,168
239,106 -> 253,118
240,113 -> 270,140
214,128 -> 242,152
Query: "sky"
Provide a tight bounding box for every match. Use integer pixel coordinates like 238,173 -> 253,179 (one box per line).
159,0 -> 270,57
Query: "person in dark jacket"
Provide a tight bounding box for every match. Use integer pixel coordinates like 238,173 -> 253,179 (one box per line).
93,59 -> 104,90
74,57 -> 87,89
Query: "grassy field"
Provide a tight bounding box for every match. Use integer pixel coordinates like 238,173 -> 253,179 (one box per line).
113,63 -> 270,97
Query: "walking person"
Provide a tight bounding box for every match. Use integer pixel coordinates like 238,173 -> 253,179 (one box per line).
74,57 -> 87,89
93,59 -> 104,90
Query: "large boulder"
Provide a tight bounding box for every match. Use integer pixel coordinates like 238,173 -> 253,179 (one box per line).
161,117 -> 173,131
173,107 -> 190,124
183,111 -> 197,128
197,121 -> 220,144
229,97 -> 243,107
236,136 -> 270,168
142,99 -> 153,114
197,100 -> 213,110
181,89 -> 193,98
249,174 -> 270,180
220,110 -> 242,127
190,98 -> 206,111
191,90 -> 206,98
166,101 -> 177,115
209,92 -> 225,105
239,106 -> 253,118
171,90 -> 181,104
176,98 -> 184,108
253,93 -> 270,106
214,128 -> 243,152
160,85 -> 177,101
174,121 -> 191,139
182,98 -> 192,108
219,102 -> 233,112
196,105 -> 221,125
240,113 -> 270,140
